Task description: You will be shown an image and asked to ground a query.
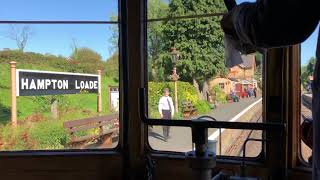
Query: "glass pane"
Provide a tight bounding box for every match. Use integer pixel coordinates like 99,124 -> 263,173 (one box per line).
147,6 -> 263,121
148,126 -> 262,157
147,0 -> 264,155
235,0 -> 256,4
0,0 -> 118,21
0,23 -> 119,151
300,25 -> 319,164
147,0 -> 226,20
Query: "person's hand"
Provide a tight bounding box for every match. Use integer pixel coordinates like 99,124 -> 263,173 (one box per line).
160,114 -> 163,119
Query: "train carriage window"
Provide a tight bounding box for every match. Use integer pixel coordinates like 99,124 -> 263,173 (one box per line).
300,25 -> 319,164
0,0 -> 120,151
146,0 -> 263,157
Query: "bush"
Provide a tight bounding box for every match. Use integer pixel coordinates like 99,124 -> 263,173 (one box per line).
148,81 -> 211,118
0,124 -> 34,150
194,100 -> 211,114
29,120 -> 68,149
210,85 -> 227,104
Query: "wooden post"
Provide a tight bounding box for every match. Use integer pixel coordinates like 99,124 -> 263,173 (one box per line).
51,98 -> 58,119
174,80 -> 178,113
10,61 -> 17,127
97,70 -> 102,113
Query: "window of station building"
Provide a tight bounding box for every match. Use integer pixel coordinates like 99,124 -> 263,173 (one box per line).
300,25 -> 319,165
146,0 -> 263,157
0,1 -> 120,151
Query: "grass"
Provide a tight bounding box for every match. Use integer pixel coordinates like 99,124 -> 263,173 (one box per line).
0,63 -> 118,124
0,61 -> 119,150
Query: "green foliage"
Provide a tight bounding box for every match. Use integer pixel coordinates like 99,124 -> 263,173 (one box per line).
70,47 -> 105,74
148,0 -> 169,81
210,85 -> 227,104
0,124 -> 33,150
156,0 -> 227,83
301,57 -> 316,88
105,52 -> 119,82
29,120 -> 69,149
255,52 -> 263,67
148,81 -> 211,118
193,100 -> 211,114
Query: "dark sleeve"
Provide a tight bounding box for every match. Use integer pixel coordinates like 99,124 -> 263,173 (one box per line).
231,0 -> 319,48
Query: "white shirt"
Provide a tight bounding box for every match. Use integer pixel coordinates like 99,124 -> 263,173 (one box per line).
158,96 -> 174,117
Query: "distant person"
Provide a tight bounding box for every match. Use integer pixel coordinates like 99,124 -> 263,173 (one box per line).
231,89 -> 239,102
158,88 -> 174,142
254,87 -> 257,98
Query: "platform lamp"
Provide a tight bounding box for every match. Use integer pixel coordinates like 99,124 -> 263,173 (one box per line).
169,47 -> 180,113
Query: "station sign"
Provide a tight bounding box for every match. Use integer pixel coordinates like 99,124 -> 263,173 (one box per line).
16,69 -> 100,96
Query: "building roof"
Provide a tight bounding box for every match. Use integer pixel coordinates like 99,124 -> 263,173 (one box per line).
239,54 -> 255,69
228,77 -> 239,82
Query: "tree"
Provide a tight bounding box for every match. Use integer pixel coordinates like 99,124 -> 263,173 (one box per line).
108,0 -> 168,81
7,25 -> 33,52
157,0 -> 227,98
147,0 -> 168,81
105,52 -> 119,82
70,47 -> 104,73
301,57 -> 316,88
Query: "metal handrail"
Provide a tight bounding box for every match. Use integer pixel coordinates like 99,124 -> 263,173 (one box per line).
241,138 -> 270,177
195,116 -> 222,156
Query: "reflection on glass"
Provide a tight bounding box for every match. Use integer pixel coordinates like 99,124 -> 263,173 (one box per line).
0,24 -> 119,151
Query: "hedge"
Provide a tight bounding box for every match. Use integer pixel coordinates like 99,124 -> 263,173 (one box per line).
148,81 -> 211,118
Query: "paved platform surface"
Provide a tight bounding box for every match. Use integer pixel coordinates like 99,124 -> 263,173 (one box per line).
148,97 -> 262,152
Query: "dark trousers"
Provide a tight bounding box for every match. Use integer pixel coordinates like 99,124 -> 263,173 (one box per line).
162,110 -> 171,139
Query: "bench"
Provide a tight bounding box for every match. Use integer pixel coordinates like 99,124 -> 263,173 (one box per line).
63,114 -> 119,149
182,101 -> 197,118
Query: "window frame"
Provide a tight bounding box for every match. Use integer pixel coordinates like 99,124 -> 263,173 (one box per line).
297,44 -> 313,168
0,0 -> 123,155
142,0 -> 283,162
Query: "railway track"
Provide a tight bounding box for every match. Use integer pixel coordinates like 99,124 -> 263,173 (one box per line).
223,111 -> 262,157
224,94 -> 312,157
301,93 -> 312,120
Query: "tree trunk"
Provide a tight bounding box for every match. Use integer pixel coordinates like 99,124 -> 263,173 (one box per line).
202,80 -> 209,101
193,78 -> 203,100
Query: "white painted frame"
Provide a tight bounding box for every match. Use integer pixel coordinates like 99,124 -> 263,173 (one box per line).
15,69 -> 100,96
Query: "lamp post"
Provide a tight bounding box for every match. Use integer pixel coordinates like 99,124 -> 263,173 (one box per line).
169,47 -> 180,113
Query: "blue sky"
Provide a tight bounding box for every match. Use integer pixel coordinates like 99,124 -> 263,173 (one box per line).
0,0 -> 118,60
0,0 -> 318,64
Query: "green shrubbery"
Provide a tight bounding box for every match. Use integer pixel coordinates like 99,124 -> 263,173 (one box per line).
0,124 -> 32,151
148,81 -> 211,118
210,85 -> 227,104
193,100 -> 211,114
29,120 -> 69,149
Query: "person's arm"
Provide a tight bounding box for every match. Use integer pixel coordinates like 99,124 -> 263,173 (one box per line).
221,0 -> 319,49
158,97 -> 163,118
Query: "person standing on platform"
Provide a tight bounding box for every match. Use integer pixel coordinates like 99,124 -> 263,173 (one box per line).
158,88 -> 175,142
253,87 -> 257,98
